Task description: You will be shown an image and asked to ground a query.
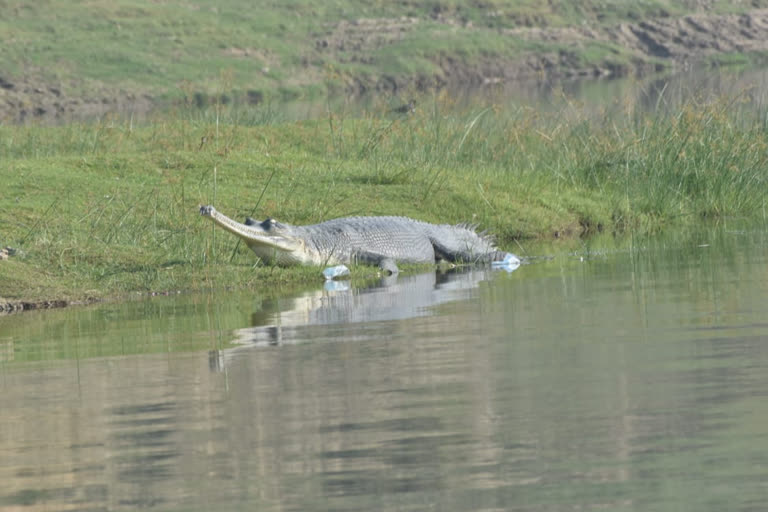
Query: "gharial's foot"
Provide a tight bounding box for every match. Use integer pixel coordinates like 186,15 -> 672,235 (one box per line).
379,258 -> 399,276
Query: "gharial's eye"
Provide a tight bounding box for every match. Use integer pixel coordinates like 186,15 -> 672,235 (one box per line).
260,218 -> 284,230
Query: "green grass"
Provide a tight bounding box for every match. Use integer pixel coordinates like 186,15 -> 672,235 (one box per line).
1,94 -> 767,304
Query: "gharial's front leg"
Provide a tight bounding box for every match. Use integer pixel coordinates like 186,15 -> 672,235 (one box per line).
321,254 -> 399,282
377,258 -> 399,275
353,250 -> 400,275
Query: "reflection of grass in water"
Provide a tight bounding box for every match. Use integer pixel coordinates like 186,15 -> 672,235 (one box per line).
0,291 -> 255,363
0,93 -> 766,303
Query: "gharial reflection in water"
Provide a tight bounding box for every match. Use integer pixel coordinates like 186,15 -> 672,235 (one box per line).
209,267 -> 506,370
1,224 -> 768,512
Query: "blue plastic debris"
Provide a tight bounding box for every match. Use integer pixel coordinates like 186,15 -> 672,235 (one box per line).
323,264 -> 350,280
491,253 -> 521,272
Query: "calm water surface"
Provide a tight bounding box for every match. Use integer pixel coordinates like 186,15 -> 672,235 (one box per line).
1,225 -> 767,511
280,65 -> 768,121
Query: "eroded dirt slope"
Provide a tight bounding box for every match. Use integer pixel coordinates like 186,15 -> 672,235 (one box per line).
316,8 -> 768,91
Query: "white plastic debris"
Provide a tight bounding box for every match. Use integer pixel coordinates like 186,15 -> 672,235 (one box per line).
491,252 -> 521,272
322,264 -> 350,280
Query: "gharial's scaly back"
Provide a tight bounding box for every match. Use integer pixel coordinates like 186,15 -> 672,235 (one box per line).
300,216 -> 438,265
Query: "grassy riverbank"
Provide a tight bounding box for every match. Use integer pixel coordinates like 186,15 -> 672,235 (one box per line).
1,94 -> 767,306
4,1 -> 768,122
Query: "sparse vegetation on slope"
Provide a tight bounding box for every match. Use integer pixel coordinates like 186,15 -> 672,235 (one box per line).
3,1 -> 768,121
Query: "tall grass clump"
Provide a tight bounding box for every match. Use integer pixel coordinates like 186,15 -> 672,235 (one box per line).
320,91 -> 768,232
558,94 -> 768,228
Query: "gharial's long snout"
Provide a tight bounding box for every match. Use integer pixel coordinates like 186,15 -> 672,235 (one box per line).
199,205 -> 300,254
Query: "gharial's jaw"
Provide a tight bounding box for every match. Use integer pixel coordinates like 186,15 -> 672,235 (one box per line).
199,205 -> 302,255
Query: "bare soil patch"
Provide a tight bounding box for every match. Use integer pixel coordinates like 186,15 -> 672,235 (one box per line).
0,69 -> 154,123
510,9 -> 768,61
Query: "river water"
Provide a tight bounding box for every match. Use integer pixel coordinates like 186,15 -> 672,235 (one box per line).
1,222 -> 767,511
278,65 -> 768,122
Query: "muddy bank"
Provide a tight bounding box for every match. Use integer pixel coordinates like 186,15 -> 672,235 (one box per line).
0,297 -> 71,314
0,70 -> 154,124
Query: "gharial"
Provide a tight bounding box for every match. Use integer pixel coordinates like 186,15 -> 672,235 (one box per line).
199,205 -> 520,274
